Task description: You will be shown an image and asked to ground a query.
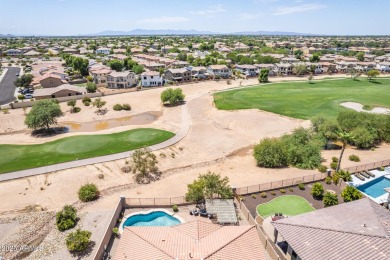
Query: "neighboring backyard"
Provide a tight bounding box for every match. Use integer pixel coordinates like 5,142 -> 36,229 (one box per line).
214,78 -> 390,119
0,128 -> 174,173
242,180 -> 344,218
257,195 -> 314,218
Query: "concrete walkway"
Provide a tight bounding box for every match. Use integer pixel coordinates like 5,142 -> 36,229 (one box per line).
0,97 -> 193,182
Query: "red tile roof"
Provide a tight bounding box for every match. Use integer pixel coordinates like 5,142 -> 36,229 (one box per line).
113,220 -> 265,260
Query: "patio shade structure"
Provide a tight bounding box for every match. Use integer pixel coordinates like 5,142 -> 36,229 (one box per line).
206,199 -> 238,225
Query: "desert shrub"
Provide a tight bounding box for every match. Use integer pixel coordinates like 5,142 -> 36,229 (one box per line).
121,166 -> 132,173
336,170 -> 352,182
349,154 -> 360,162
112,227 -> 119,237
66,229 -> 92,253
325,177 -> 332,185
56,205 -> 77,231
341,186 -> 363,202
82,97 -> 91,104
332,173 -> 340,185
113,104 -> 123,111
323,192 -> 339,207
260,192 -> 267,198
332,157 -> 339,163
298,183 -> 305,190
78,183 -> 99,202
380,166 -> 385,171
251,194 -> 257,199
122,103 -> 131,110
311,182 -> 324,199
318,165 -> 327,173
330,161 -> 337,170
280,189 -> 286,194
172,204 -> 178,212
253,138 -> 287,168
271,191 -> 276,196
84,101 -> 90,106
289,188 -> 294,192
18,94 -> 25,100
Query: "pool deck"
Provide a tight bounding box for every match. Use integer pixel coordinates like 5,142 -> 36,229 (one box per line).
348,168 -> 390,204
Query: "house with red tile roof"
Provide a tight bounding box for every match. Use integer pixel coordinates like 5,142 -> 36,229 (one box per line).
113,220 -> 266,260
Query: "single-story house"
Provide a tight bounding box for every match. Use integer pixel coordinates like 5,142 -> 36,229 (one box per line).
31,74 -> 67,88
113,220 -> 266,260
34,84 -> 87,100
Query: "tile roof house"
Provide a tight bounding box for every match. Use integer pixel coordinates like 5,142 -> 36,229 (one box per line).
272,198 -> 390,260
113,220 -> 266,260
107,71 -> 137,89
34,84 -> 87,100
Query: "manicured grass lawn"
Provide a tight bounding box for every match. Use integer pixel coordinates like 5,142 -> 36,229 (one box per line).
257,195 -> 315,218
214,78 -> 390,119
0,128 -> 174,174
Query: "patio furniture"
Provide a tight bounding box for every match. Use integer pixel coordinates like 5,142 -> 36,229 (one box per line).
364,170 -> 375,177
355,173 -> 365,181
360,171 -> 370,178
190,209 -> 199,216
199,209 -> 209,218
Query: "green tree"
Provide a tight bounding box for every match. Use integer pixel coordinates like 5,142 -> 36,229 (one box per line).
86,82 -> 97,93
92,98 -> 106,114
341,186 -> 362,202
56,205 -> 77,231
253,138 -> 287,168
294,49 -> 303,60
293,64 -> 307,76
131,148 -> 160,184
310,53 -> 320,62
311,182 -> 324,199
67,99 -> 77,113
258,68 -> 269,83
14,74 -> 33,88
78,183 -> 99,202
367,69 -> 380,81
351,126 -> 377,148
161,88 -> 185,106
356,52 -> 365,62
185,172 -> 233,203
66,229 -> 92,253
132,64 -> 145,74
323,192 -> 339,207
109,59 -> 124,72
25,100 -> 62,130
335,131 -> 354,172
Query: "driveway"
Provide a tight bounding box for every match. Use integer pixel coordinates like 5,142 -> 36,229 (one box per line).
0,67 -> 21,105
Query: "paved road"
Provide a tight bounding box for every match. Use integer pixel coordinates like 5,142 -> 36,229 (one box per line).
0,67 -> 20,105
0,95 -> 196,182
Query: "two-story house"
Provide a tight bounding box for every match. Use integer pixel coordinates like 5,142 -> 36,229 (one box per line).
234,65 -> 259,77
274,63 -> 293,75
96,47 -> 111,55
164,68 -> 192,83
107,71 -> 138,89
141,71 -> 164,87
207,65 -> 231,78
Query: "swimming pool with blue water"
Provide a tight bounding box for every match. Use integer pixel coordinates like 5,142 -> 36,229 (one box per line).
357,176 -> 390,198
122,211 -> 181,227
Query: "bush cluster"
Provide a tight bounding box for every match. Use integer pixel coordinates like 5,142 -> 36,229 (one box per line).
323,192 -> 339,207
311,182 -> 324,199
254,128 -> 322,169
78,183 -> 99,202
66,229 -> 92,253
56,205 -> 77,231
113,103 -> 132,111
349,154 -> 360,162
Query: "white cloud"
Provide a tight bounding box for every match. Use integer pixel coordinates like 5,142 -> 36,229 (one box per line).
190,4 -> 226,15
273,3 -> 326,15
238,12 -> 264,20
138,16 -> 189,24
253,0 -> 279,3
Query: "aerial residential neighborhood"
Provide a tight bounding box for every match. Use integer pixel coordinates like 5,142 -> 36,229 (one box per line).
0,1 -> 389,260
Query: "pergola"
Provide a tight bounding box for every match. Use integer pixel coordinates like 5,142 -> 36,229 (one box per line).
205,199 -> 238,225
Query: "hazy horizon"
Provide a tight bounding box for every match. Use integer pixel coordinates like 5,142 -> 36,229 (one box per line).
1,0 -> 390,36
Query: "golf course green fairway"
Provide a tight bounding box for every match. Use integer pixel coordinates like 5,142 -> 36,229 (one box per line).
0,128 -> 174,174
214,78 -> 390,119
257,195 -> 315,218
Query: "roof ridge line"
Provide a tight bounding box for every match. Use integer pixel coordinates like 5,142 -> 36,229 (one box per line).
273,222 -> 388,239
203,225 -> 255,259
126,228 -> 174,258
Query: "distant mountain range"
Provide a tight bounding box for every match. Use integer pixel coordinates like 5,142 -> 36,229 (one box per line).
86,29 -> 314,36
0,34 -> 14,38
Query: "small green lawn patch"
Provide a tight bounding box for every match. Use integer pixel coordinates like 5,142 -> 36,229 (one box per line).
214,78 -> 390,119
0,128 -> 174,174
257,195 -> 315,218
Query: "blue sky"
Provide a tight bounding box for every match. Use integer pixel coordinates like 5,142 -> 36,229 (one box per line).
0,0 -> 389,35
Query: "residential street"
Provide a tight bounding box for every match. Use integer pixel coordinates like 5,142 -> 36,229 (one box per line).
0,67 -> 20,105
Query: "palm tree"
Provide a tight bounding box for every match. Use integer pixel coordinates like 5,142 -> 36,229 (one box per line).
336,131 -> 354,172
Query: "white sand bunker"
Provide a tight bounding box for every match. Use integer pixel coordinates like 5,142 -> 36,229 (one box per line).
341,102 -> 390,115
